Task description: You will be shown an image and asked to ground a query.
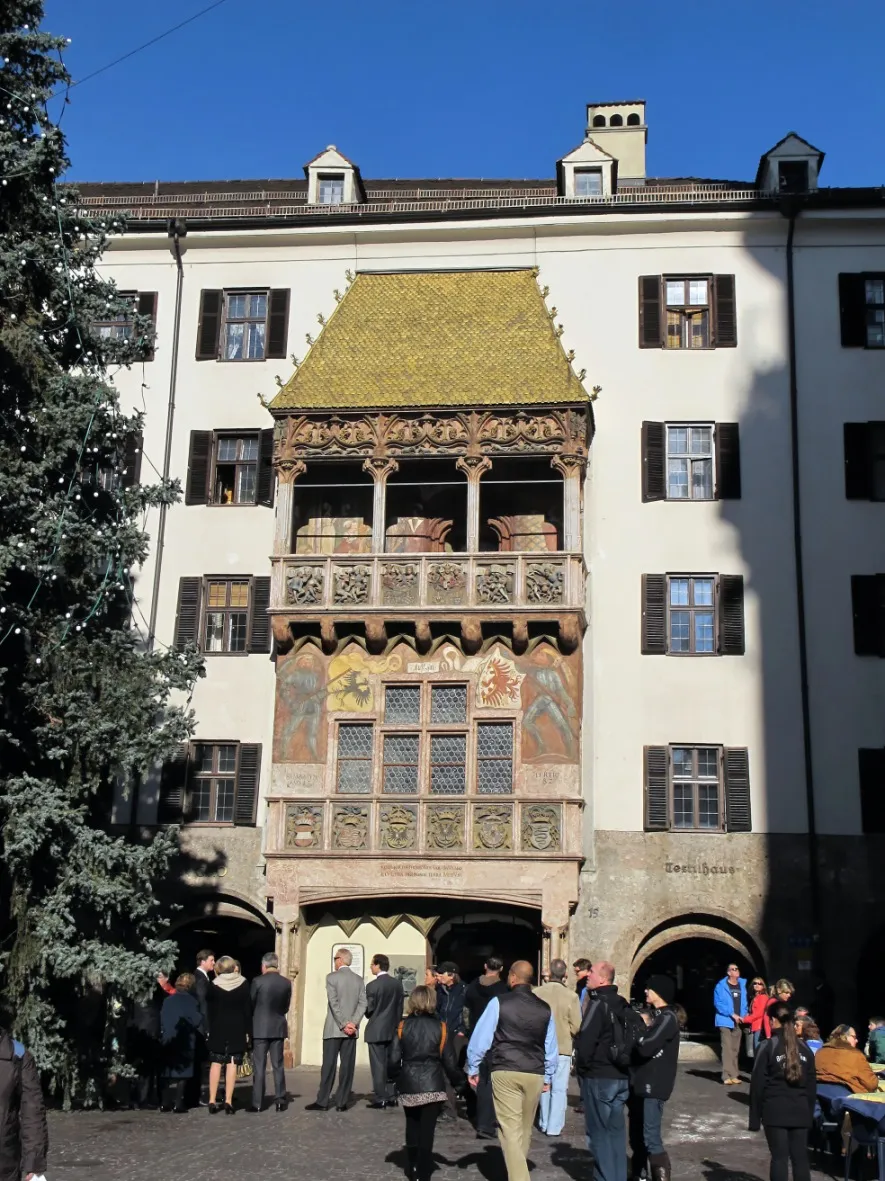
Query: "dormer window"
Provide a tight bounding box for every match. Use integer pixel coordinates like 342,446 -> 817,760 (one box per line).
319,174 -> 345,205
575,169 -> 603,197
778,161 -> 809,193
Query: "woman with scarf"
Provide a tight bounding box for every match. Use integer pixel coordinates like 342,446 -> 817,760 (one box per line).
206,955 -> 253,1113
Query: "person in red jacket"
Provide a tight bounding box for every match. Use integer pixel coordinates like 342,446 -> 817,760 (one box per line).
743,977 -> 769,1052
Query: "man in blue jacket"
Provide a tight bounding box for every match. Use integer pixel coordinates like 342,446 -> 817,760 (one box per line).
713,962 -> 747,1085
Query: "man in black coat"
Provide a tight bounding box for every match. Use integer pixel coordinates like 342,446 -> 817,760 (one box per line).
189,948 -> 215,1106
0,1027 -> 48,1181
249,952 -> 293,1112
630,976 -> 681,1181
364,953 -> 405,1108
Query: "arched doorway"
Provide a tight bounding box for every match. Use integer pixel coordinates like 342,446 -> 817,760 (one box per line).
630,914 -> 765,1036
170,895 -> 276,980
431,905 -> 543,981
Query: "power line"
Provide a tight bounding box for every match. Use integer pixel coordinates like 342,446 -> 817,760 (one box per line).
50,0 -> 230,99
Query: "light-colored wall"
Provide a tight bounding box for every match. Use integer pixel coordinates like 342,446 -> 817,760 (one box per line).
300,918 -> 425,1066
99,206 -> 884,860
793,217 -> 885,835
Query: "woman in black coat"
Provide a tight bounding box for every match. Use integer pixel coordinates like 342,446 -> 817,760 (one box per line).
749,1002 -> 817,1181
206,955 -> 253,1113
389,984 -> 465,1181
159,973 -> 206,1112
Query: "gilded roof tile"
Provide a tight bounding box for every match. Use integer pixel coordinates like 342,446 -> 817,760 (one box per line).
269,269 -> 587,411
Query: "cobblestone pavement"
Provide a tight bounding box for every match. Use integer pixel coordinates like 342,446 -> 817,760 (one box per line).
46,1065 -> 836,1181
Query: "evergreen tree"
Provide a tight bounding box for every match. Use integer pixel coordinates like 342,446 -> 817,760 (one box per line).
0,2 -> 203,1102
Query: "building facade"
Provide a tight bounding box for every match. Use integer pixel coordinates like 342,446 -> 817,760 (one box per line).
87,103 -> 885,1060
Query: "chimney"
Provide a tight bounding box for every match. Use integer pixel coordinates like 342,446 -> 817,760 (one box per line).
586,101 -> 647,181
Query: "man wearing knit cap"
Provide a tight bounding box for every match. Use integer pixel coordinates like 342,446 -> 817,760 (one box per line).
630,976 -> 680,1181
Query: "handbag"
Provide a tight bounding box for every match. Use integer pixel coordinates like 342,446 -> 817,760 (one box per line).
744,1029 -> 755,1058
237,1050 -> 254,1079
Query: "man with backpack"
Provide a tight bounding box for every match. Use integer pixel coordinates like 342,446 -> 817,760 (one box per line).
0,1025 -> 48,1181
574,961 -> 641,1181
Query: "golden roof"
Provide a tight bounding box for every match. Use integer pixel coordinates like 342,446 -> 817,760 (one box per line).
269,269 -> 587,411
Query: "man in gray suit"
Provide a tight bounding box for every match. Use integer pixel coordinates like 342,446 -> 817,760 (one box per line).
364,953 -> 406,1108
305,947 -> 367,1111
248,952 -> 293,1113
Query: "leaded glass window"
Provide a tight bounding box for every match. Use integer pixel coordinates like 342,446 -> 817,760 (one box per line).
476,723 -> 513,794
336,723 -> 373,794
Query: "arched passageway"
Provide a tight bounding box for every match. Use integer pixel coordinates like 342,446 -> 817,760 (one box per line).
170,896 -> 276,979
431,906 -> 543,981
630,914 -> 766,1035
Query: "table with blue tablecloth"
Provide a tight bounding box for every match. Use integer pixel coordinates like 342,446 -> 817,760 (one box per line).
843,1093 -> 885,1132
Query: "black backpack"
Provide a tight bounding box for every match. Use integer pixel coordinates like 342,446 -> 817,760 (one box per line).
583,996 -> 643,1071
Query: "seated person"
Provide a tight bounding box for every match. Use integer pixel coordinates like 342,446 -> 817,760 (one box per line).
794,1013 -> 823,1053
866,1017 -> 885,1063
815,1025 -> 880,1093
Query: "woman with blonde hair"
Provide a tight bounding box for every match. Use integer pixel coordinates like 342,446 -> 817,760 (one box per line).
389,984 -> 465,1181
206,955 -> 252,1113
815,1025 -> 879,1094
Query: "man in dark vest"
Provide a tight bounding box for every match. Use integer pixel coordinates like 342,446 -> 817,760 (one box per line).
466,960 -> 558,1181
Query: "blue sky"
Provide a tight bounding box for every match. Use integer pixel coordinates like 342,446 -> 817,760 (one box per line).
45,0 -> 884,187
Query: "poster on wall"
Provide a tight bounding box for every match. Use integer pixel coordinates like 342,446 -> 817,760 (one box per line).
390,955 -> 427,997
332,943 -> 364,978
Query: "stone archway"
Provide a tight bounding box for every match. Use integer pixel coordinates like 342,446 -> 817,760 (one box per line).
169,892 -> 276,980
628,913 -> 766,1035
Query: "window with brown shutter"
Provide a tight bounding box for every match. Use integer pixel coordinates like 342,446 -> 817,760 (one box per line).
644,746 -> 669,830
640,275 -> 736,349
718,576 -> 745,655
256,428 -> 276,506
641,421 -> 666,501
249,577 -> 272,654
643,574 -> 745,656
185,431 -> 212,504
198,288 -> 291,362
723,747 -> 751,832
851,574 -> 885,656
184,742 -> 262,826
639,276 -> 662,347
136,291 -> 159,361
713,275 -> 737,347
858,748 -> 885,834
714,423 -> 741,499
844,422 -> 885,501
158,746 -> 188,823
173,577 -> 202,650
840,274 -> 885,348
641,574 -> 667,654
644,744 -> 750,833
196,290 -> 223,360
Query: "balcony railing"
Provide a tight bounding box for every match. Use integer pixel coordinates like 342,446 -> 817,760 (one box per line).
270,552 -> 585,613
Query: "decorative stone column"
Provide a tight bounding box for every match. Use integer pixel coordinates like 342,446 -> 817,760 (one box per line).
551,454 -> 585,552
363,457 -> 399,552
273,459 -> 306,557
456,455 -> 492,552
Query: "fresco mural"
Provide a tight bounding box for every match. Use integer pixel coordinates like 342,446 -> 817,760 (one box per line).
272,639 -> 580,770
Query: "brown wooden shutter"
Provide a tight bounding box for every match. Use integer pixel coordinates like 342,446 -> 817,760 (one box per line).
718,575 -> 745,656
639,276 -> 662,348
249,576 -> 271,654
122,430 -> 143,487
158,745 -> 188,823
196,290 -> 223,360
234,743 -> 261,825
644,746 -> 669,831
185,431 -> 212,505
641,421 -> 666,501
723,747 -> 751,832
844,423 -> 871,499
715,423 -> 741,499
641,574 -> 667,654
257,428 -> 275,506
173,577 -> 202,650
852,574 -> 882,655
839,274 -> 867,348
713,275 -> 737,348
858,748 -> 885,834
137,291 -> 158,361
266,289 -> 290,359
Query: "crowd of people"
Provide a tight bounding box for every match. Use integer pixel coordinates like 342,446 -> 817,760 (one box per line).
5,945 -> 885,1181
